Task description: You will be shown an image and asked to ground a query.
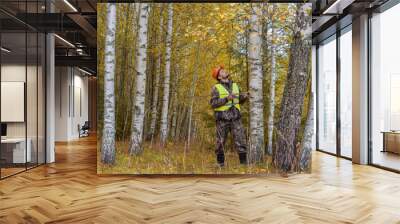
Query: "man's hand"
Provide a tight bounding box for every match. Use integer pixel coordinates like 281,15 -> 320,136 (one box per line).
239,93 -> 249,100
238,92 -> 249,103
227,94 -> 236,100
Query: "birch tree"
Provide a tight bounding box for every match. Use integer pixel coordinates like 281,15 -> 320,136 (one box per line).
248,3 -> 265,164
101,3 -> 116,164
121,4 -> 140,141
274,4 -> 311,172
298,93 -> 314,171
170,63 -> 180,139
115,5 -> 133,140
159,4 -> 173,146
129,3 -> 150,155
149,5 -> 164,144
267,4 -> 277,156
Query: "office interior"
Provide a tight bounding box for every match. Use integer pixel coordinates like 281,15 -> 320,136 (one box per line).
0,0 -> 97,179
1,0 -> 400,179
313,0 -> 400,172
0,1 -> 399,222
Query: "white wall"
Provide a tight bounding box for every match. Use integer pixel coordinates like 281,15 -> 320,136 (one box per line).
55,67 -> 89,141
1,82 -> 25,122
72,72 -> 89,138
55,66 -> 69,141
1,65 -> 26,139
1,65 -> 40,138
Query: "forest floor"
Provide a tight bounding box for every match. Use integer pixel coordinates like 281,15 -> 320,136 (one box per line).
98,141 -> 275,174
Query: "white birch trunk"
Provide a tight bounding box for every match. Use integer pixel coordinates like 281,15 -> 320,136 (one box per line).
267,4 -> 276,156
299,93 -> 314,171
248,3 -> 265,163
129,3 -> 150,155
101,3 -> 116,164
159,4 -> 173,146
149,6 -> 164,144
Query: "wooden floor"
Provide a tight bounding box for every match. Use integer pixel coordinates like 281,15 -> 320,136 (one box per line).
0,167 -> 26,178
1,136 -> 400,223
372,150 -> 400,171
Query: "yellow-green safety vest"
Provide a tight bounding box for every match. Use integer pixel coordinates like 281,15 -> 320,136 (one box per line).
214,83 -> 240,111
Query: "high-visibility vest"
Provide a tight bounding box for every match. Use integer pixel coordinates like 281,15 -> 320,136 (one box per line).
214,83 -> 240,111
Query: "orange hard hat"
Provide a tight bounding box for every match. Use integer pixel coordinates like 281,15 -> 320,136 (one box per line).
212,65 -> 224,80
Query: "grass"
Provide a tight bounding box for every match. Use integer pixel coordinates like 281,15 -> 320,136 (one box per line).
97,140 -> 276,174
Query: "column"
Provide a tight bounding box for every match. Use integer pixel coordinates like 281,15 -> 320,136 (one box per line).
352,14 -> 369,164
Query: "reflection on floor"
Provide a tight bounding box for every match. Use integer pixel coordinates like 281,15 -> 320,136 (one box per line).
341,147 -> 352,159
373,150 -> 400,171
0,135 -> 400,223
0,167 -> 25,178
0,162 -> 43,179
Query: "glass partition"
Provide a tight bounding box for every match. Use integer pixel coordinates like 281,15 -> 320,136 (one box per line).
38,32 -> 45,165
27,31 -> 38,169
1,31 -> 28,177
0,1 -> 46,179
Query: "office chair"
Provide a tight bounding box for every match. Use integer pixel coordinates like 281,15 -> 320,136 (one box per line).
79,121 -> 90,138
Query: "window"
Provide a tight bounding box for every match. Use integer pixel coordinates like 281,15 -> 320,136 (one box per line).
340,27 -> 352,158
370,3 -> 400,171
317,35 -> 337,154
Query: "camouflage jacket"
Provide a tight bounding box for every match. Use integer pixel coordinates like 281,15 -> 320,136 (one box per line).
209,80 -> 248,121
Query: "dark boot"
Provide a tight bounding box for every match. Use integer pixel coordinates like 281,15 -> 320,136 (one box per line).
238,153 -> 247,165
216,153 -> 225,167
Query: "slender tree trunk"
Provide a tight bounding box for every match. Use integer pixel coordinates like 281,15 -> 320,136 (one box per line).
244,17 -> 250,139
117,6 -> 131,116
129,3 -> 150,155
248,3 -> 265,164
274,4 -> 311,172
117,6 -> 133,141
159,4 -> 173,146
176,105 -> 185,140
167,89 -> 175,136
170,64 -> 179,139
267,4 -> 276,156
186,43 -> 200,151
149,6 -> 164,145
144,22 -> 155,139
182,106 -> 190,140
101,3 -> 117,164
245,21 -> 250,97
122,3 -> 140,141
122,50 -> 133,141
298,93 -> 314,171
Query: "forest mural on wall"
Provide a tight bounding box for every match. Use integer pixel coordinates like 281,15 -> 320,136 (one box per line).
97,3 -> 313,174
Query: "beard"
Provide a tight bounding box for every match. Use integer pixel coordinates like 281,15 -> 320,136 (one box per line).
220,77 -> 230,83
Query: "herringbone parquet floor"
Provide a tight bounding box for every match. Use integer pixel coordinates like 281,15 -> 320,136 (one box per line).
1,136 -> 400,224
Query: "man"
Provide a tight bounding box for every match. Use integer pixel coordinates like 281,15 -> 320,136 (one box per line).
210,65 -> 248,167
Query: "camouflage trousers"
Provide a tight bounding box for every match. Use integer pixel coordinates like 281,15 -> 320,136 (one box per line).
215,119 -> 247,155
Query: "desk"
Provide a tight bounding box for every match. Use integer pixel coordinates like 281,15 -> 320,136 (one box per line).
1,138 -> 31,163
381,131 -> 400,154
